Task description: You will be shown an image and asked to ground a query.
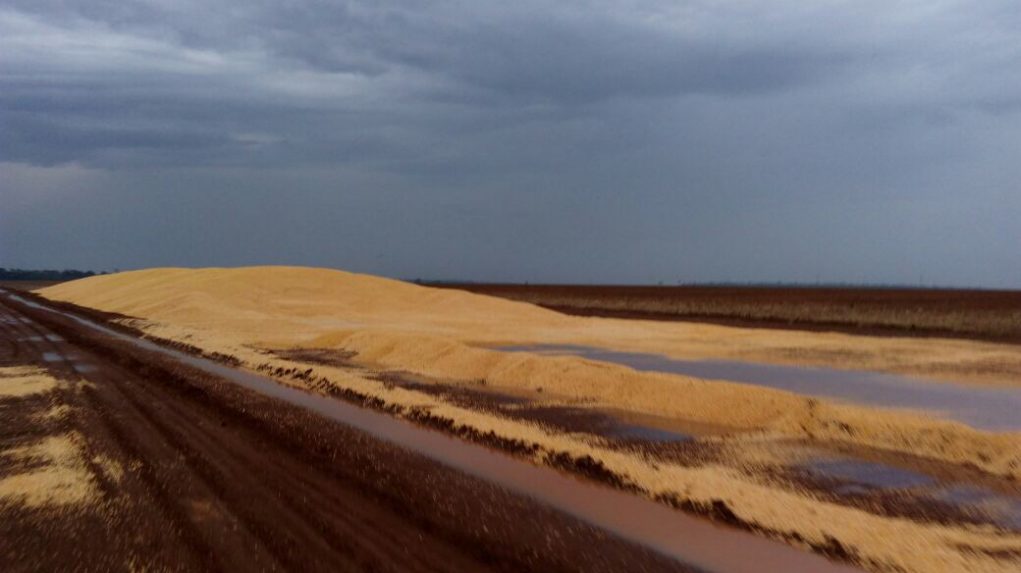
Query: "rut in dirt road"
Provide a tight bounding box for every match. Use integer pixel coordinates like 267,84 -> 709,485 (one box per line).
0,295 -> 693,573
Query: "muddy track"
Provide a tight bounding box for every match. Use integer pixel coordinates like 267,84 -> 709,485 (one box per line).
0,296 -> 693,573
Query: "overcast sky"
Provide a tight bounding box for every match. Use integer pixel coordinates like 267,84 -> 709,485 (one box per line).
2,1 -> 1020,287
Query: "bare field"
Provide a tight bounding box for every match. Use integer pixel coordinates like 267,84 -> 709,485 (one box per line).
435,284 -> 1021,344
0,280 -> 63,292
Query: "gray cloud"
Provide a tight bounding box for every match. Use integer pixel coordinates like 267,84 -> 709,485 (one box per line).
1,1 -> 1020,287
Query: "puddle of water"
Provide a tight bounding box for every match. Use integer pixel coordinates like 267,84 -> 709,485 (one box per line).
802,458 -> 1021,529
806,459 -> 935,490
45,334 -> 63,342
931,486 -> 1021,530
376,375 -> 694,443
522,405 -> 693,443
3,291 -> 859,573
73,363 -> 98,374
42,351 -> 65,363
610,424 -> 691,442
497,345 -> 1021,431
608,408 -> 733,440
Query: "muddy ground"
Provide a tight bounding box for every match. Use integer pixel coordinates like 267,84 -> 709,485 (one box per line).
434,283 -> 1021,344
0,295 -> 693,572
276,348 -> 1021,536
7,288 -> 1020,573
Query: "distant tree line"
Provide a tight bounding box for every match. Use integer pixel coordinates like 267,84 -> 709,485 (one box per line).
0,268 -> 103,281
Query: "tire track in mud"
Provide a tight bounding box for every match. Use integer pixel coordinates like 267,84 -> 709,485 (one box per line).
91,357 -> 394,572
0,306 -> 221,570
76,379 -> 267,572
4,303 -> 484,572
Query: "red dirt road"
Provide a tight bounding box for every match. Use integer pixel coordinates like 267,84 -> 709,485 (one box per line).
0,295 -> 693,573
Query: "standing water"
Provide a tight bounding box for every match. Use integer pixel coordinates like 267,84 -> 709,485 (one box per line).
496,345 -> 1021,431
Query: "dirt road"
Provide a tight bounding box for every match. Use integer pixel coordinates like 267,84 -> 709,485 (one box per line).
0,294 -> 693,572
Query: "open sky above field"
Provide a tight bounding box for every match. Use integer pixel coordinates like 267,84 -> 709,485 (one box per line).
2,1 -> 1020,287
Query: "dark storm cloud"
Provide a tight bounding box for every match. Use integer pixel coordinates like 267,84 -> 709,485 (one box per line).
1,1 -> 857,166
2,1 -> 1020,287
2,112 -> 234,166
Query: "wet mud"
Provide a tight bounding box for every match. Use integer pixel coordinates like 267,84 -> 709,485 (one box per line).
9,289 -> 1021,572
3,291 -> 872,573
0,294 -> 696,573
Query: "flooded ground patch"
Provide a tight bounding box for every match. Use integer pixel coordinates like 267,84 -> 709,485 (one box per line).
932,486 -> 1021,530
778,455 -> 1021,531
497,345 -> 1021,430
807,459 -> 935,490
285,346 -> 1021,534
370,370 -> 697,447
